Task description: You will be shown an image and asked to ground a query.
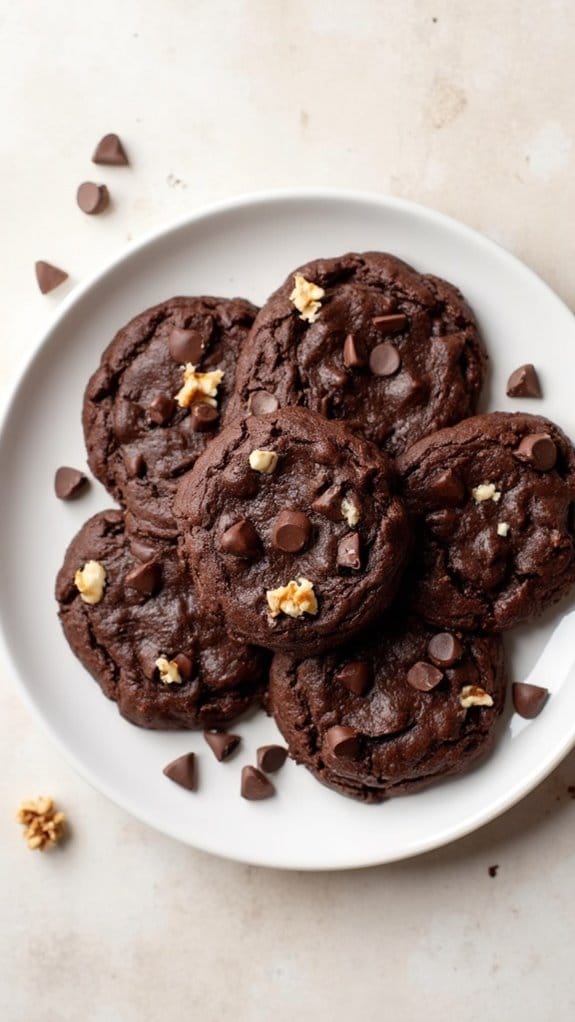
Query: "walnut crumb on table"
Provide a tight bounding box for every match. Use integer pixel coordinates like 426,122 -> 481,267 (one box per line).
16,796 -> 66,851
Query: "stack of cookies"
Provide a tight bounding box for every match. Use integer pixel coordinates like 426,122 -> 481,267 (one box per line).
56,252 -> 575,802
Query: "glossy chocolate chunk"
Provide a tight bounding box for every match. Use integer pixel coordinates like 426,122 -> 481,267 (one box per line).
427,632 -> 463,667
241,765 -> 275,800
148,394 -> 176,426
513,433 -> 557,471
220,519 -> 260,558
190,404 -> 219,432
92,133 -> 129,166
54,466 -> 88,500
371,313 -> 407,334
337,533 -> 361,570
369,341 -> 401,377
256,744 -> 288,773
271,510 -> 312,553
512,682 -> 549,719
343,333 -> 366,369
334,660 -> 372,696
125,559 -> 162,596
168,327 -> 205,364
406,661 -> 444,692
325,725 -> 360,760
248,390 -> 279,414
204,730 -> 241,761
163,752 -> 197,791
506,363 -> 541,399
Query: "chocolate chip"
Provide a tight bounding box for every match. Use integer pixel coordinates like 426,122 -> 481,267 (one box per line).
125,559 -> 162,596
92,133 -> 129,166
241,765 -> 275,800
372,313 -> 407,335
488,865 -> 499,878
163,753 -> 197,791
369,342 -> 401,377
220,519 -> 260,558
406,661 -> 444,691
76,181 -> 109,215
204,730 -> 241,761
272,510 -> 312,553
148,394 -> 176,426
513,433 -> 557,471
337,533 -> 361,570
125,451 -> 146,478
325,725 -> 360,760
427,470 -> 465,507
512,682 -> 549,719
54,466 -> 87,500
173,653 -> 193,680
319,395 -> 331,417
190,404 -> 219,432
427,632 -> 463,667
248,390 -> 279,414
343,334 -> 366,369
335,661 -> 372,696
129,538 -> 157,562
115,399 -> 143,441
312,484 -> 342,521
168,327 -> 205,364
506,363 -> 541,398
257,745 -> 288,773
35,260 -> 68,294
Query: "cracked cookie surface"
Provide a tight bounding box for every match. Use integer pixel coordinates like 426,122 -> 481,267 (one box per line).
56,510 -> 268,728
268,616 -> 506,802
174,407 -> 411,655
398,412 -> 575,631
225,252 -> 486,456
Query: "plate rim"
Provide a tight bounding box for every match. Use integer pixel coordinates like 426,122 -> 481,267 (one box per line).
2,187 -> 575,871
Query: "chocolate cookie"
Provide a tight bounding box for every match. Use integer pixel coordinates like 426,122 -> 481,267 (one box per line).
174,407 -> 411,655
269,616 -> 506,802
398,412 -> 575,631
56,510 -> 268,728
225,252 -> 486,456
83,296 -> 258,539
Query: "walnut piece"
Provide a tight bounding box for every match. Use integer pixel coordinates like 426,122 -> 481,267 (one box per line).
459,685 -> 494,708
17,797 -> 66,851
248,449 -> 278,474
74,560 -> 106,605
266,578 -> 318,619
155,656 -> 183,685
341,496 -> 360,527
289,274 -> 325,323
497,522 -> 510,537
472,483 -> 501,503
176,363 -> 224,409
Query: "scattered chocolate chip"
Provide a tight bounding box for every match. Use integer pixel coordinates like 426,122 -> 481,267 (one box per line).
335,661 -> 372,696
512,682 -> 549,719
406,661 -> 444,692
129,537 -> 157,562
312,484 -> 342,520
76,181 -> 109,215
163,753 -> 197,791
343,333 -> 366,369
124,451 -> 146,478
248,390 -> 279,414
427,632 -> 463,667
220,519 -> 260,558
35,260 -> 68,294
125,559 -> 162,596
190,404 -> 219,432
513,433 -> 557,471
241,765 -> 275,800
54,466 -> 87,500
204,730 -> 241,761
506,363 -> 541,398
257,745 -> 288,773
427,470 -> 465,507
337,533 -> 361,570
148,394 -> 176,426
371,313 -> 407,335
92,133 -> 129,166
173,653 -> 193,680
369,342 -> 401,377
272,510 -> 312,553
325,725 -> 360,760
168,327 -> 205,364
488,864 -> 499,878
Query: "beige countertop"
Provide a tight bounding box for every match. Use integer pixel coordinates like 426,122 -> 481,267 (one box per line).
1,1 -> 575,1019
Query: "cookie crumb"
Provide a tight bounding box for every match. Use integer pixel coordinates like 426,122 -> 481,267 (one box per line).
289,274 -> 325,323
17,797 -> 66,851
74,560 -> 106,604
488,864 -> 499,878
266,577 -> 318,619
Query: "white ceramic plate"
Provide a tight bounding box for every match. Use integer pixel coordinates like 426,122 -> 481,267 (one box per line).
2,190 -> 575,871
